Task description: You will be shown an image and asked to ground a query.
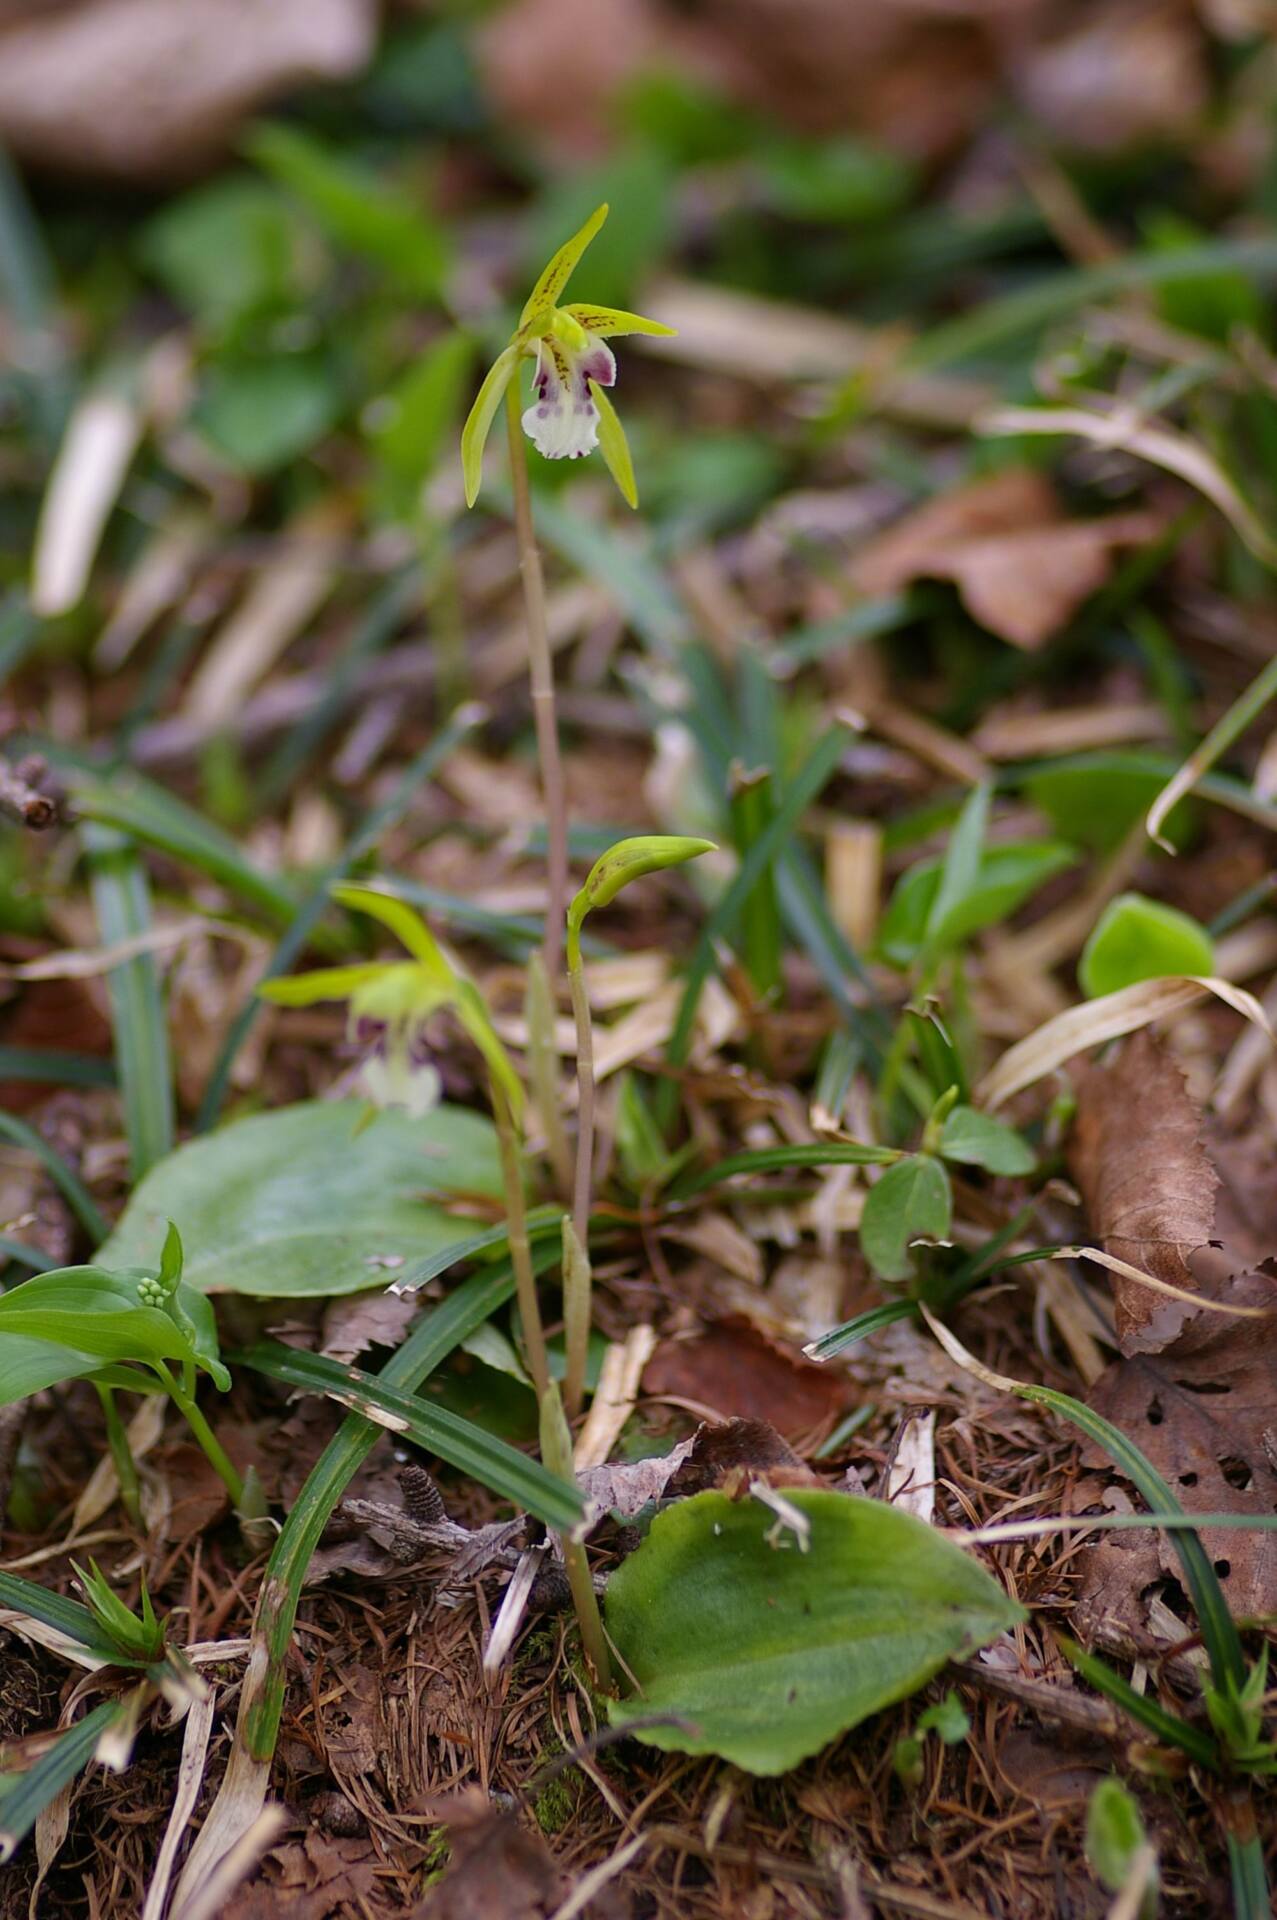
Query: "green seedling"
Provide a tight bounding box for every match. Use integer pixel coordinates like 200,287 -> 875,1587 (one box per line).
858,1085 -> 1035,1285
892,1689 -> 970,1788
875,782 -> 1076,1122
1086,1779 -> 1159,1920
0,1222 -> 242,1508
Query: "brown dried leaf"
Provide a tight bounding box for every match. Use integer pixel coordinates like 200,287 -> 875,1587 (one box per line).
1070,1032 -> 1277,1623
853,469 -> 1159,650
413,1791 -> 563,1920
1083,1295 -> 1277,1621
1070,1032 -> 1220,1353
222,1829 -> 377,1920
642,1318 -> 855,1440
0,0 -> 374,180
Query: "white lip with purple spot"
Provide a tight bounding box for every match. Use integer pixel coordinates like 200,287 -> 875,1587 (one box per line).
522,335 -> 617,461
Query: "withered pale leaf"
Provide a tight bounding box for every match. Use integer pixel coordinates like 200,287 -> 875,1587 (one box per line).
1069,1032 -> 1219,1353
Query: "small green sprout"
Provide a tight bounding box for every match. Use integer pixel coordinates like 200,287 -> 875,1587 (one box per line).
461,203 -> 676,509
566,835 -> 716,967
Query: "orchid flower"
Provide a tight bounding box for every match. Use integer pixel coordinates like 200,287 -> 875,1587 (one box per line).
461,202 -> 675,509
259,884 -> 522,1123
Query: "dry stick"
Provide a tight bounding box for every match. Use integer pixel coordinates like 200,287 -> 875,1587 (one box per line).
505,385 -> 569,989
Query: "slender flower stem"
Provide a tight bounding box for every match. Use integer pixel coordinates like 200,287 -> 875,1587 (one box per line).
563,926 -> 595,1416
491,1079 -> 550,1400
505,384 -> 569,990
540,1381 -> 612,1690
95,1383 -> 143,1527
154,1363 -> 245,1508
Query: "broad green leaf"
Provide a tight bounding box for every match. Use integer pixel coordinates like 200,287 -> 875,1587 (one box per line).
568,835 -> 715,940
1079,892 -> 1214,998
878,841 -> 1077,969
0,1334 -> 116,1407
606,1490 -> 1023,1773
860,1155 -> 952,1282
138,178 -> 304,327
938,1106 -> 1035,1176
195,352 -> 343,475
96,1100 -> 502,1298
247,123 -> 448,299
1024,755 -> 1193,856
0,1268 -> 209,1373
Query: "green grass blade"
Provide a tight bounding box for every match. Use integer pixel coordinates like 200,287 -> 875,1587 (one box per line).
195,704 -> 481,1128
0,1571 -> 107,1651
0,1049 -> 116,1089
82,824 -> 174,1179
68,772 -> 298,925
0,1699 -> 123,1864
669,1140 -> 899,1201
236,1341 -> 583,1529
0,1113 -> 108,1245
803,1300 -> 917,1361
0,1236 -> 57,1271
1058,1636 -> 1216,1768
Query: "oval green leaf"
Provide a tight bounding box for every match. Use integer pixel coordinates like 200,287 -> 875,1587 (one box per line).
95,1100 -> 503,1298
938,1106 -> 1035,1176
1079,892 -> 1214,999
606,1490 -> 1024,1774
859,1154 -> 952,1282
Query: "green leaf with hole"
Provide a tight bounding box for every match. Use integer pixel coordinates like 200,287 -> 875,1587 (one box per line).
938,1106 -> 1035,1176
1079,892 -> 1214,998
859,1154 -> 951,1282
606,1490 -> 1023,1773
95,1100 -> 502,1298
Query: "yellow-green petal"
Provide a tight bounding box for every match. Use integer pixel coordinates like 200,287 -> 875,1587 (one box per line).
519,203 -> 609,329
332,883 -> 453,985
590,380 -> 637,509
460,341 -> 520,508
562,303 -> 676,340
454,976 -> 524,1122
258,964 -> 385,1007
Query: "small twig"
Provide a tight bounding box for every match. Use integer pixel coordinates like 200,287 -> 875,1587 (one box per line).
0,754 -> 59,829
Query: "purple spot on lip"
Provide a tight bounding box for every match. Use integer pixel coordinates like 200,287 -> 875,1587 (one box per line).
537,404 -> 549,417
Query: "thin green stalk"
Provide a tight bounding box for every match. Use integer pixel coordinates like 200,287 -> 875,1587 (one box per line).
540,1381 -> 611,1689
153,1363 -> 244,1508
564,919 -> 595,1416
491,1080 -> 550,1400
94,1383 -> 142,1527
1149,649 -> 1277,848
505,384 -> 569,989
